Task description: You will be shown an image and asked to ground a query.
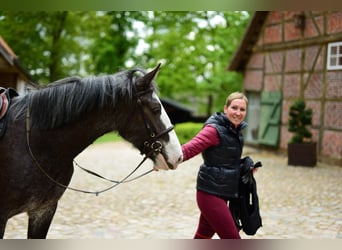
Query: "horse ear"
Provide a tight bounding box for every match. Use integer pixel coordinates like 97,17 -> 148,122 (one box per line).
136,63 -> 161,89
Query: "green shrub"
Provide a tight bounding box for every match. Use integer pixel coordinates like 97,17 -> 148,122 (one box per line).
174,122 -> 203,144
288,100 -> 313,144
94,132 -> 122,144
94,122 -> 203,145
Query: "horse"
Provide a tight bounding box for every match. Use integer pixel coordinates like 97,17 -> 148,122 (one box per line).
0,64 -> 183,239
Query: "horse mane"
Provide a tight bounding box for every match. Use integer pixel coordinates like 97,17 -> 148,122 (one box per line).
11,68 -> 153,129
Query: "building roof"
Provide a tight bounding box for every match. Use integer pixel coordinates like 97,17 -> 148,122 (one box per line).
0,36 -> 16,63
0,35 -> 34,82
227,11 -> 269,72
160,98 -> 208,124
161,97 -> 194,113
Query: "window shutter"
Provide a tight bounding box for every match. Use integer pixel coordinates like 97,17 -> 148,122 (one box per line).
257,91 -> 282,146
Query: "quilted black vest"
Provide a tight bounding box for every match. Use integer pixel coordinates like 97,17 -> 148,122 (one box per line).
197,112 -> 247,198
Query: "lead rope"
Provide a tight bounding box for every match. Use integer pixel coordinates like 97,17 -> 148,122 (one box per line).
73,159 -> 154,184
26,105 -> 154,196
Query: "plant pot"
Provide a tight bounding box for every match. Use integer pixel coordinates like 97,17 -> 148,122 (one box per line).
287,142 -> 317,167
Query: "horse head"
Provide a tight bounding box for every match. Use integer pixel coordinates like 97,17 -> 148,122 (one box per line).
118,64 -> 183,170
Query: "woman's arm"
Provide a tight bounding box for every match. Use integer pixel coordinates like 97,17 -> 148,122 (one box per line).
181,125 -> 220,162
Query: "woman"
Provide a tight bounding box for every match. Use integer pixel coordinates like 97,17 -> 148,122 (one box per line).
181,92 -> 248,239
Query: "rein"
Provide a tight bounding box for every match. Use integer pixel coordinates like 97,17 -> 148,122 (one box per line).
25,89 -> 174,196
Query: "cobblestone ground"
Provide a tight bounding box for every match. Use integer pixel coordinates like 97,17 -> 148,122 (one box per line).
4,142 -> 342,239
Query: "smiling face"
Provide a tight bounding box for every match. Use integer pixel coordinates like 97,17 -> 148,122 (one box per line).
223,96 -> 247,128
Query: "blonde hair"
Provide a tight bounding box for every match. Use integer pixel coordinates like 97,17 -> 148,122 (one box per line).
225,92 -> 248,107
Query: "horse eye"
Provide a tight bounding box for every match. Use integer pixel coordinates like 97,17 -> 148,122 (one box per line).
151,104 -> 161,114
152,107 -> 161,114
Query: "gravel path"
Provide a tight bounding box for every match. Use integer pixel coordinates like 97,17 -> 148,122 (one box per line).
4,141 -> 342,239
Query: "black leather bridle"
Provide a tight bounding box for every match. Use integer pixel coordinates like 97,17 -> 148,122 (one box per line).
134,87 -> 175,165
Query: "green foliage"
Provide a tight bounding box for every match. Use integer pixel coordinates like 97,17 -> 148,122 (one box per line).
174,122 -> 203,144
87,11 -> 143,74
0,11 -> 85,82
94,123 -> 204,145
0,11 -> 138,82
140,11 -> 251,114
0,11 -> 251,114
288,100 -> 313,144
93,123 -> 204,145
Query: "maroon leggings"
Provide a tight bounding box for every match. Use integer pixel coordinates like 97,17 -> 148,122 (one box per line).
194,190 -> 241,239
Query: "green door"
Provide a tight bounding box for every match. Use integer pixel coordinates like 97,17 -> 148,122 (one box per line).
257,91 -> 282,147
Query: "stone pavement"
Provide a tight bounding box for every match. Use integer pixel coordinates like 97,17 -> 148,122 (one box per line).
3,142 -> 342,239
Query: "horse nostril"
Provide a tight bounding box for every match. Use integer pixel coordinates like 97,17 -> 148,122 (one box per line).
167,162 -> 174,170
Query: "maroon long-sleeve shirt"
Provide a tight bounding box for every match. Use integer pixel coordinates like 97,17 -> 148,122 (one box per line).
181,125 -> 220,161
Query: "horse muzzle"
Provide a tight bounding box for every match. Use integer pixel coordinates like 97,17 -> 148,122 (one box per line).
153,153 -> 182,171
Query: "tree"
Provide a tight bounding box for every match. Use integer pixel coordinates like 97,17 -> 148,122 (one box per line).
0,11 -> 139,83
84,11 -> 144,74
0,11 -> 81,82
0,11 -> 251,115
133,11 -> 251,115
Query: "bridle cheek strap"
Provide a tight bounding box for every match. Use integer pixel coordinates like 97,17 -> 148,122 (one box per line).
134,90 -> 175,160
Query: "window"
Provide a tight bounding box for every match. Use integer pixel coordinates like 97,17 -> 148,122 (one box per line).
327,42 -> 342,70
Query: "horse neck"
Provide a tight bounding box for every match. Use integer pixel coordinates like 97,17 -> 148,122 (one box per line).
42,103 -> 130,159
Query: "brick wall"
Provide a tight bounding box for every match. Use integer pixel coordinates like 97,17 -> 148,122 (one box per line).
244,11 -> 342,165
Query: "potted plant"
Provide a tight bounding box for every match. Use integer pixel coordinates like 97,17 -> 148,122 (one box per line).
287,99 -> 317,167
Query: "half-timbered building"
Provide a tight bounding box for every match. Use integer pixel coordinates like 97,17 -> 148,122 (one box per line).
228,11 -> 342,165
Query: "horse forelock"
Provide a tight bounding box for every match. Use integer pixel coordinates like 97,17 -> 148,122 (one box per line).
11,68 -> 155,129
